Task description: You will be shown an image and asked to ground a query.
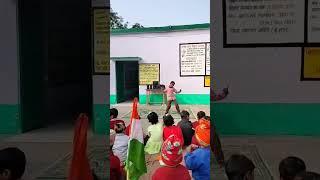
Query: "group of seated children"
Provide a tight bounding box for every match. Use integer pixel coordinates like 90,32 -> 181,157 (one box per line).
109,107 -> 211,180
225,154 -> 320,180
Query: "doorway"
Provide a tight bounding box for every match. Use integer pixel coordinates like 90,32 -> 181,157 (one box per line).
18,0 -> 92,132
116,61 -> 139,103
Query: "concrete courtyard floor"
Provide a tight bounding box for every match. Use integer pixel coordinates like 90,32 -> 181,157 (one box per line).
0,104 -> 319,179
219,136 -> 320,179
0,123 -> 106,180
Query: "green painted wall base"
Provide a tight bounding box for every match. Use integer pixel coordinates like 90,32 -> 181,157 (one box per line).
0,104 -> 109,135
110,94 -> 209,105
0,105 -> 20,134
212,103 -> 320,136
110,95 -> 117,105
93,104 -> 109,135
139,94 -> 209,104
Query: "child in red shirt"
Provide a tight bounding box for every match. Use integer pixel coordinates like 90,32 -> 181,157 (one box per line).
109,129 -> 123,180
110,108 -> 125,130
162,114 -> 184,146
152,134 -> 191,180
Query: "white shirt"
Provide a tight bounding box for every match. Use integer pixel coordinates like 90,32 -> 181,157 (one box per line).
112,133 -> 129,165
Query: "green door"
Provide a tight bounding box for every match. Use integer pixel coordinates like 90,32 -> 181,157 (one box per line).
18,0 -> 45,132
116,62 -> 126,103
116,61 -> 139,103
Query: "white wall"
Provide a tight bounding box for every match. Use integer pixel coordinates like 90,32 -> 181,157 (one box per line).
110,29 -> 210,95
212,0 -> 320,103
0,0 -> 19,104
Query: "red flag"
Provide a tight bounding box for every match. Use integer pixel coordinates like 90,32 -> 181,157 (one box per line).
125,98 -> 139,136
68,113 -> 93,180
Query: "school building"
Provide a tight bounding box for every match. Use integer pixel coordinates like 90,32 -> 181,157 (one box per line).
110,24 -> 210,105
0,0 -> 108,134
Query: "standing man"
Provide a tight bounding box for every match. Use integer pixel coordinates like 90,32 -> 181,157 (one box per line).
164,81 -> 182,114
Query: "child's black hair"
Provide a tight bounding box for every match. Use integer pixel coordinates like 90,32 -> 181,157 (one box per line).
0,147 -> 26,180
92,170 -> 99,180
114,123 -> 125,133
110,108 -> 118,118
197,111 -> 206,120
225,154 -> 255,180
204,116 -> 210,121
294,171 -> 320,180
163,114 -> 174,127
180,110 -> 190,119
147,112 -> 159,125
170,81 -> 175,84
279,156 -> 306,180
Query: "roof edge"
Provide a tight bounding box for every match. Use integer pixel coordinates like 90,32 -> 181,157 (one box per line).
111,23 -> 210,35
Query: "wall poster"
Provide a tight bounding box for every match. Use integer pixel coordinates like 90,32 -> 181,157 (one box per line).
204,76 -> 210,87
139,63 -> 160,85
206,43 -> 210,75
308,0 -> 320,43
180,43 -> 207,76
302,47 -> 320,80
93,8 -> 110,74
223,0 -> 305,46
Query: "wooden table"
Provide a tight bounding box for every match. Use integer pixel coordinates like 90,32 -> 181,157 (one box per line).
146,89 -> 166,106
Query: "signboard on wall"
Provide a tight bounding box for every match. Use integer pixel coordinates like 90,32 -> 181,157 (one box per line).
223,0 -> 305,47
206,43 -> 210,75
139,63 -> 160,85
180,43 -> 206,76
93,8 -> 110,75
308,0 -> 320,43
204,76 -> 210,87
302,47 -> 320,80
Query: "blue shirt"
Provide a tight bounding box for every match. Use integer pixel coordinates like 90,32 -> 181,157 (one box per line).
184,147 -> 210,180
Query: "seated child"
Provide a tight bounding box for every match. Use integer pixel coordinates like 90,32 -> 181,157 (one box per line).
112,123 -> 129,166
192,111 -> 206,129
110,108 -> 125,130
0,147 -> 26,180
145,112 -> 163,154
190,117 -> 208,151
190,116 -> 225,167
279,156 -> 306,180
152,134 -> 191,180
110,129 -> 123,180
225,154 -> 255,180
177,110 -> 194,147
163,114 -> 184,146
184,120 -> 211,180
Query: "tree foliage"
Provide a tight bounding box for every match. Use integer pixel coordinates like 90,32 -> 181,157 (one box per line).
110,9 -> 143,29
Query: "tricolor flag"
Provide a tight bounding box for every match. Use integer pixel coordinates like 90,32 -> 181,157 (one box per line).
68,114 -> 93,180
125,98 -> 147,180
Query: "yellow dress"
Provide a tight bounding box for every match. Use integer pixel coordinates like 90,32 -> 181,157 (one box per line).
145,122 -> 163,154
